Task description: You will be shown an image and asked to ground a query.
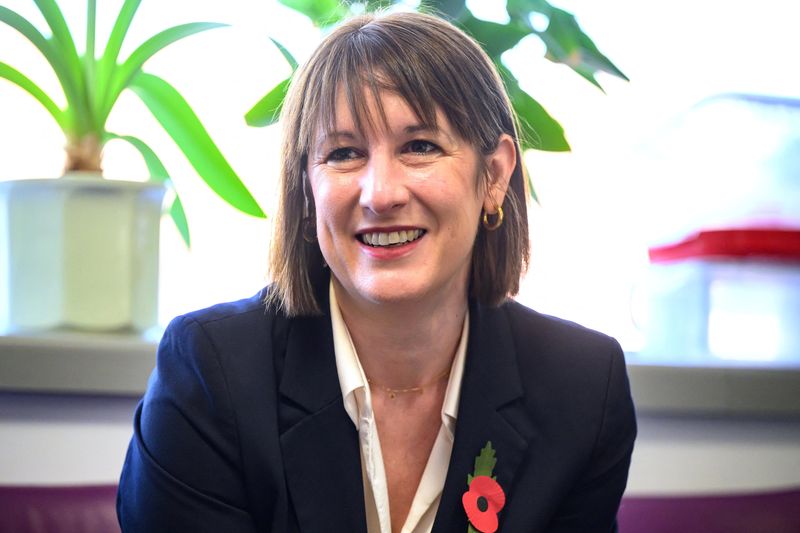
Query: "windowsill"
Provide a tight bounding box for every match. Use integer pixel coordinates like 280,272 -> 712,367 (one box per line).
0,330 -> 159,397
1,331 -> 799,417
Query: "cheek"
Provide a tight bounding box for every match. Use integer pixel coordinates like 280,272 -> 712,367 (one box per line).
312,188 -> 350,241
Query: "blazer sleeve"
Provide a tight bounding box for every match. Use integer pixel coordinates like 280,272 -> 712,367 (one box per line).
546,339 -> 637,533
117,315 -> 259,533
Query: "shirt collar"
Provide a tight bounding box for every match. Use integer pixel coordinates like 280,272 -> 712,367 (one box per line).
330,280 -> 469,434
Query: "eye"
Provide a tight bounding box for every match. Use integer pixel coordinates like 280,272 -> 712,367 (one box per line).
326,147 -> 362,163
404,139 -> 440,155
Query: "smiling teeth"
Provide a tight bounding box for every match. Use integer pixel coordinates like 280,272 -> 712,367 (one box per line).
361,229 -> 424,247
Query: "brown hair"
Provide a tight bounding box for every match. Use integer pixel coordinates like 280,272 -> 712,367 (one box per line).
267,11 -> 529,316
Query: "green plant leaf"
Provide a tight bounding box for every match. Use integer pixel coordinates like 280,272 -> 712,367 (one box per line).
33,0 -> 89,127
108,132 -> 192,247
508,83 -> 569,152
33,0 -> 81,75
129,71 -> 265,218
278,0 -> 349,27
0,5 -> 82,135
85,0 -> 97,103
421,0 -> 468,20
506,0 -> 553,17
168,194 -> 191,248
526,172 -> 539,204
505,0 -> 627,88
245,38 -> 297,128
458,11 -> 531,58
102,22 -> 226,121
245,77 -> 290,127
270,37 -> 298,70
537,8 -> 628,84
95,0 -> 142,119
497,60 -> 568,152
0,61 -> 68,132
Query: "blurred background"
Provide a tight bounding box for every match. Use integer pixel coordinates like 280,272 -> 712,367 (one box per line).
1,0 -> 798,353
0,1 -> 798,530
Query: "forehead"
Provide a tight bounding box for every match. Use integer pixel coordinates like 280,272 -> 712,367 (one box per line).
325,86 -> 441,136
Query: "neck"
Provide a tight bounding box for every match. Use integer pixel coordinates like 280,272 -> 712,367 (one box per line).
332,278 -> 468,390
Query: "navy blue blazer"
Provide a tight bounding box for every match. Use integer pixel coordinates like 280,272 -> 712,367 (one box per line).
118,281 -> 636,532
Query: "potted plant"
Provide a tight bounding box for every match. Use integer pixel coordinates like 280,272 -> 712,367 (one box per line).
0,0 -> 264,333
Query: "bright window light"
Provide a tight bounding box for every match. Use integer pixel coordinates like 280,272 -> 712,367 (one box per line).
2,0 -> 799,364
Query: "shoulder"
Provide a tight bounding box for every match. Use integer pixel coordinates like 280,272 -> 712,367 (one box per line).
484,306 -> 636,529
126,288 -> 287,524
151,287 -> 296,408
489,299 -> 633,435
498,298 -> 623,372
162,287 -> 287,355
174,287 -> 273,333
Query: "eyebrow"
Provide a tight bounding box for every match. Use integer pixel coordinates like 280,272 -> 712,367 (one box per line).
404,123 -> 438,135
314,122 -> 448,148
318,130 -> 356,142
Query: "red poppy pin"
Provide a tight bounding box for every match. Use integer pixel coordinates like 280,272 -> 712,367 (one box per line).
463,441 -> 506,533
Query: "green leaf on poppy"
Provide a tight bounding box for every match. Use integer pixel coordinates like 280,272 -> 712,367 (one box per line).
245,77 -> 291,127
471,441 -> 497,481
129,71 -> 265,218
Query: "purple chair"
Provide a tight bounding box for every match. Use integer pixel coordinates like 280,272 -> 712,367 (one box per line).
618,488 -> 800,533
2,483 -> 799,532
0,485 -> 119,533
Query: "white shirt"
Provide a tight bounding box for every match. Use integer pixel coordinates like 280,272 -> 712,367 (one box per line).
330,282 -> 469,533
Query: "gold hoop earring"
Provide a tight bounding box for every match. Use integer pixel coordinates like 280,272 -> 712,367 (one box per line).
302,216 -> 317,243
482,206 -> 504,231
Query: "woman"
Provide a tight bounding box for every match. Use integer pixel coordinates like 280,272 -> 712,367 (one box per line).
118,11 -> 636,533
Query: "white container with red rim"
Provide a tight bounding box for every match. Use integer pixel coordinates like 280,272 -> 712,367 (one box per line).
640,227 -> 800,365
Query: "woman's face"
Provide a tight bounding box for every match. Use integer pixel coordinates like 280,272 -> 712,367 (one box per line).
307,89 -> 497,309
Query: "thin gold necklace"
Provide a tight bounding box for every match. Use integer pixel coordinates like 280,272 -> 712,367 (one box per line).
367,368 -> 451,399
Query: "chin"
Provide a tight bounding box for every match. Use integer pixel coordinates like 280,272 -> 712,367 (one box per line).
356,281 -> 426,305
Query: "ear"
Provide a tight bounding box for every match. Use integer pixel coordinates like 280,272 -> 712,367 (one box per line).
482,134 -> 516,212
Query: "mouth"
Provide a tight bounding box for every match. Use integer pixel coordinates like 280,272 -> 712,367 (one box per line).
357,229 -> 426,247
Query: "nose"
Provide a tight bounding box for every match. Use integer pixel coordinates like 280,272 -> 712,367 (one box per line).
359,151 -> 409,214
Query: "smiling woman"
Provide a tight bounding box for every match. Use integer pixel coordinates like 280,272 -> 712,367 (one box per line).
269,11 -> 531,317
307,90 -> 515,312
118,11 -> 636,533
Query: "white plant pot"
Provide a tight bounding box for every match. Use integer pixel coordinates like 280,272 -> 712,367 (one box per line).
0,173 -> 166,332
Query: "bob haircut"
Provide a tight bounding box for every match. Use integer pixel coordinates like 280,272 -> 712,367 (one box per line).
267,10 -> 530,316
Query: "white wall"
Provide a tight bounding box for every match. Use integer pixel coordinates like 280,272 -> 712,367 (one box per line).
2,393 -> 799,495
631,414 -> 800,495
0,393 -> 138,484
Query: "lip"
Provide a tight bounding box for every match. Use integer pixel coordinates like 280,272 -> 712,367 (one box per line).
356,225 -> 425,260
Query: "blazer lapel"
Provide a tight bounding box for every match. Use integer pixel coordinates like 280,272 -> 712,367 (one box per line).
277,287 -> 368,533
433,302 -> 532,533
